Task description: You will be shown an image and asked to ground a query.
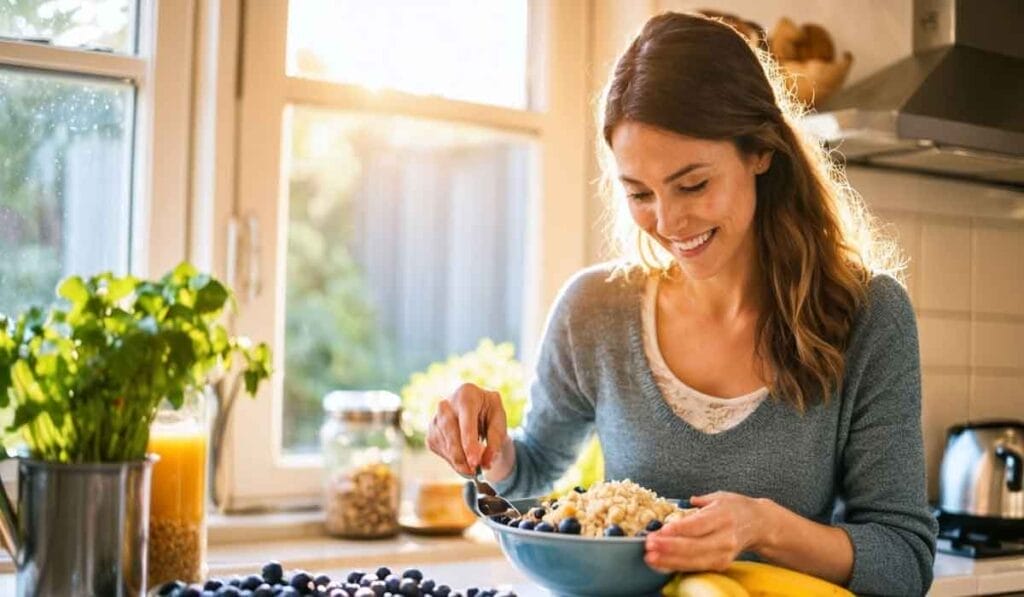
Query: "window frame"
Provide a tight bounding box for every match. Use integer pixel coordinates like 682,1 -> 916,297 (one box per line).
0,0 -> 195,278
0,1 -> 195,494
220,0 -> 589,510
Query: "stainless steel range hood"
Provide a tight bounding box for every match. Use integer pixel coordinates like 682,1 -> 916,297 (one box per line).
801,0 -> 1024,188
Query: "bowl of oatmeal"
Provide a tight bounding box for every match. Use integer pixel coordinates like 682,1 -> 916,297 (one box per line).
475,480 -> 694,596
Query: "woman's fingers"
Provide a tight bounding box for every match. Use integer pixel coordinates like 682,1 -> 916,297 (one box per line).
431,399 -> 473,475
452,384 -> 485,468
645,533 -> 738,572
659,510 -> 722,538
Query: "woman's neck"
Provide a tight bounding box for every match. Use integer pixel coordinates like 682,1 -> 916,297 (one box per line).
662,239 -> 763,322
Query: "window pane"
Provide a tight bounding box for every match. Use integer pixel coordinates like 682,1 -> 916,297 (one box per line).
287,0 -> 530,110
0,68 -> 133,316
0,0 -> 136,53
283,107 -> 534,452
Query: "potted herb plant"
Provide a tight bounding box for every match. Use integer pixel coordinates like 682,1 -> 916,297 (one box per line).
0,263 -> 271,597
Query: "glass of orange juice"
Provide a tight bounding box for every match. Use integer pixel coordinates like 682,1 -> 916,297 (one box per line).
147,389 -> 208,587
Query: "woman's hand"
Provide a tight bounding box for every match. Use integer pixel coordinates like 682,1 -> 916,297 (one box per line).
426,383 -> 515,479
645,491 -> 771,572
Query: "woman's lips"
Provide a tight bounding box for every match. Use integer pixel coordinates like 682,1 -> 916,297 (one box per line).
671,228 -> 717,258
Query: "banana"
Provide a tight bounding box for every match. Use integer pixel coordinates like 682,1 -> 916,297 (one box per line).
719,561 -> 853,597
663,573 -> 750,597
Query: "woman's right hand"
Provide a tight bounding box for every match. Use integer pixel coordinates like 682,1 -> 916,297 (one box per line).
426,383 -> 514,479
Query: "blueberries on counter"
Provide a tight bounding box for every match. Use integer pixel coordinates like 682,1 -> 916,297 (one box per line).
155,564 -> 516,597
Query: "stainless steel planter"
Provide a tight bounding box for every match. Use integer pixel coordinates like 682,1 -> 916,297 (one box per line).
0,456 -> 156,597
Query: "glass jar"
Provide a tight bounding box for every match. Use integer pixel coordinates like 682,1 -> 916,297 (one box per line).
147,389 -> 208,586
320,390 -> 404,539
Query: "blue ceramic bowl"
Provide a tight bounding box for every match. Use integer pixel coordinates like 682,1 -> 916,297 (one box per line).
481,497 -> 672,597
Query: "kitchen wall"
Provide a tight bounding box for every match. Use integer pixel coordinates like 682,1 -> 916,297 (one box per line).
848,168 -> 1024,500
585,0 -> 1024,501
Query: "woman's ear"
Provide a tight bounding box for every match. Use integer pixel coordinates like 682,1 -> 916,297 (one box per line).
755,150 -> 774,174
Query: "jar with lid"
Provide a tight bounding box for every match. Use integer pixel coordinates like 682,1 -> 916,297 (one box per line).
147,388 -> 209,586
320,390 -> 404,538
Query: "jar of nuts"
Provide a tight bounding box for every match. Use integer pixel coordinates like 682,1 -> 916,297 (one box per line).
320,390 -> 404,538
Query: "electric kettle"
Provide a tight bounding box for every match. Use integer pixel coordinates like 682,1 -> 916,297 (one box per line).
938,420 -> 1023,526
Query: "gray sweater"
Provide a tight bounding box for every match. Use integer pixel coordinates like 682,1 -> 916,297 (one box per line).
494,264 -> 938,596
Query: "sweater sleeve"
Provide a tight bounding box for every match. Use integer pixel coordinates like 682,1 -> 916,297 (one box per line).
834,276 -> 938,596
491,273 -> 597,498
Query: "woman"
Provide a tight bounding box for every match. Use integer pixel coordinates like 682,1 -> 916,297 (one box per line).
427,12 -> 937,595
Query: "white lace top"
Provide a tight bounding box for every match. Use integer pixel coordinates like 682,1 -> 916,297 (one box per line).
642,276 -> 768,434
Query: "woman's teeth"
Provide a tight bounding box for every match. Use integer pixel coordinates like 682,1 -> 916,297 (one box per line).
676,229 -> 715,251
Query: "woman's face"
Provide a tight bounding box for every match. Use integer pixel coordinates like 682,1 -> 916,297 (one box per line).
610,121 -> 770,281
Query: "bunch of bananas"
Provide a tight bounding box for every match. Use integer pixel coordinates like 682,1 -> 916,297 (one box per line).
662,562 -> 853,597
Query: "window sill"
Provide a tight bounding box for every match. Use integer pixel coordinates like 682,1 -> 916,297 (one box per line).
0,511 -> 501,577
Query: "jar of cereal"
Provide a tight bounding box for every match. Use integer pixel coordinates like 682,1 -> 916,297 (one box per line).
147,388 -> 208,587
320,390 -> 403,538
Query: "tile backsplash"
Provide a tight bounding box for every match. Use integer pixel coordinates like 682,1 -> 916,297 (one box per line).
850,167 -> 1024,500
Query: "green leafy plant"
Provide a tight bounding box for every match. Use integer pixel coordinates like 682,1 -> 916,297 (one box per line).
400,338 -> 603,494
0,263 -> 272,463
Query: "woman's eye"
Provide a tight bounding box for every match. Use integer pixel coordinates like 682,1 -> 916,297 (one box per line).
627,191 -> 653,202
678,180 -> 708,193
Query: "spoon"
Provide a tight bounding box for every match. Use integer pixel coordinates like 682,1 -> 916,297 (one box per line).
460,466 -> 521,518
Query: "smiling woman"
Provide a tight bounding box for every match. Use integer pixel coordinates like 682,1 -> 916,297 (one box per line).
427,11 -> 937,597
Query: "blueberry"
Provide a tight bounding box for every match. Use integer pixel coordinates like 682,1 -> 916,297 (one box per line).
603,524 -> 624,537
558,517 -> 581,534
517,520 -> 535,531
573,485 -> 586,493
398,578 -> 420,596
205,580 -> 225,592
159,581 -> 186,595
180,586 -> 203,597
384,575 -> 402,593
242,575 -> 264,590
645,519 -> 663,532
279,588 -> 300,597
229,576 -> 243,587
291,571 -> 314,592
262,561 -> 284,584
369,579 -> 387,596
506,518 -> 521,528
466,589 -> 479,597
535,522 -> 555,532
348,571 -> 366,584
433,585 -> 451,597
329,590 -> 347,597
345,583 -> 363,594
215,586 -> 241,597
253,584 -> 274,597
314,574 -> 332,587
355,589 -> 376,597
401,569 -> 423,582
528,507 -> 545,519
491,514 -> 510,525
449,593 -> 463,597
375,567 -> 391,580
478,591 -> 496,597
419,579 -> 435,593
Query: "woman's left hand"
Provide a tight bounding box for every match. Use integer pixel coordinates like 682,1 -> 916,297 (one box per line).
644,491 -> 771,573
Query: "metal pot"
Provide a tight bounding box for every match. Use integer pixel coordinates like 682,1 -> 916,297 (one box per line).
938,420 -> 1023,523
0,456 -> 157,597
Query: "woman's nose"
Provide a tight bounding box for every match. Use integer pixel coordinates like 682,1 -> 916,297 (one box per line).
655,196 -> 688,238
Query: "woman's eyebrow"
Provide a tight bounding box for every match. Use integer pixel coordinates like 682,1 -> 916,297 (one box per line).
619,162 -> 710,185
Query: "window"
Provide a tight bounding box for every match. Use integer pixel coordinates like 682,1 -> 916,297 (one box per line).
225,0 -> 587,509
0,1 -> 193,316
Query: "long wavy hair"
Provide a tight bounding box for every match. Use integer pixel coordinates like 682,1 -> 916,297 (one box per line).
600,12 -> 900,410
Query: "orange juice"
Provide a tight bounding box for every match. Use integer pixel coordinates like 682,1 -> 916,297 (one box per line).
149,428 -> 207,523
147,424 -> 207,585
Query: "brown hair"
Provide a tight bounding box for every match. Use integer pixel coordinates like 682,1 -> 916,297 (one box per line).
601,12 -> 898,410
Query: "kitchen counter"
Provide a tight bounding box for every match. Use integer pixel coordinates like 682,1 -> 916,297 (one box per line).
1,521 -> 1022,595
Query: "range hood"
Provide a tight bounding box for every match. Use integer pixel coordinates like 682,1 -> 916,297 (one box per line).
801,0 -> 1024,188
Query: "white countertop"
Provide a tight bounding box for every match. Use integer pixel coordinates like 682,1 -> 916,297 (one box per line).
1,520 -> 1023,595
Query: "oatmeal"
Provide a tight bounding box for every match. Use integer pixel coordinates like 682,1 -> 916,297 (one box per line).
506,479 -> 694,537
